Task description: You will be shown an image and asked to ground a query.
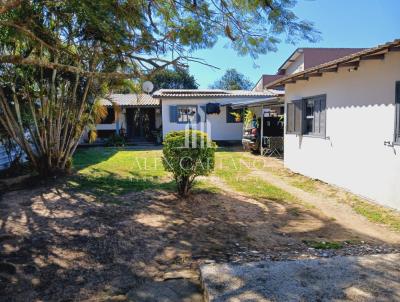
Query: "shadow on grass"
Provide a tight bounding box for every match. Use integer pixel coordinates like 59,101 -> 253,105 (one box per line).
72,147 -> 120,170
67,169 -> 176,202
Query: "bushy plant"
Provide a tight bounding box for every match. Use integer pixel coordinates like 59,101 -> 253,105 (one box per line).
105,134 -> 126,147
163,130 -> 217,197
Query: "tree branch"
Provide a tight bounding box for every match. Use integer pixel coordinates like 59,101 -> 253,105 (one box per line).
0,55 -> 142,79
0,0 -> 21,14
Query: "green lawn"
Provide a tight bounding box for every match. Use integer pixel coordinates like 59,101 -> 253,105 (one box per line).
70,147 -> 400,232
71,147 -> 297,204
213,150 -> 298,204
70,148 -> 174,198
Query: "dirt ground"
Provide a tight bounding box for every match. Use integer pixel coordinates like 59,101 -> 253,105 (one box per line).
1,179 -> 399,301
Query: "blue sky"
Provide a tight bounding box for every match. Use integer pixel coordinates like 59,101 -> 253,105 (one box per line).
187,0 -> 400,89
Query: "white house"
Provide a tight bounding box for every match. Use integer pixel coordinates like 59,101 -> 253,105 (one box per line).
152,89 -> 282,143
266,39 -> 400,210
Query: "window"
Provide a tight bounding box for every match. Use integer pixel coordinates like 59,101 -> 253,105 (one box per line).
395,82 -> 400,143
302,95 -> 326,137
305,99 -> 315,134
226,106 -> 243,123
177,105 -> 197,123
286,94 -> 326,137
100,108 -> 115,124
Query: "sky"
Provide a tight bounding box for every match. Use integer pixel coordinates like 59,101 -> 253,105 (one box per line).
187,0 -> 400,89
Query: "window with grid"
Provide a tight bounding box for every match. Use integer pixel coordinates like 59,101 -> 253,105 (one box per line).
286,95 -> 326,138
302,95 -> 326,137
177,105 -> 197,123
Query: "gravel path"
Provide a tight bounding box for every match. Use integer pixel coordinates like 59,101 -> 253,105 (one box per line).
201,253 -> 400,302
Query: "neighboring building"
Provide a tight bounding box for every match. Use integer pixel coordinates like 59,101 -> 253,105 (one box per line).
253,48 -> 365,92
153,89 -> 282,142
266,39 -> 400,210
88,94 -> 162,143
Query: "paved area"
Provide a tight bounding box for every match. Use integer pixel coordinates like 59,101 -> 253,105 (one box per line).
200,253 -> 400,302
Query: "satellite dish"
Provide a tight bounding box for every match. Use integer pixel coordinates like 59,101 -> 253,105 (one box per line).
142,81 -> 154,93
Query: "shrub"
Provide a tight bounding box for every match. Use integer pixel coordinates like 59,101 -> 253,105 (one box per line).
105,134 -> 126,147
162,130 -> 217,197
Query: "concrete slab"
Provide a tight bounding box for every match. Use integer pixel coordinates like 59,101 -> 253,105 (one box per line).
200,253 -> 400,302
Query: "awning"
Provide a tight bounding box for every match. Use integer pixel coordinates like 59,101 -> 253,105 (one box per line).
229,97 -> 283,109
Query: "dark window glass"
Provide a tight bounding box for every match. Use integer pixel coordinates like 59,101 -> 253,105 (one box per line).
304,99 -> 315,134
227,106 -> 243,123
100,108 -> 115,124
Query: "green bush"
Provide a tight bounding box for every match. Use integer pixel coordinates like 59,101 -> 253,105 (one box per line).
105,134 -> 126,147
162,130 -> 217,196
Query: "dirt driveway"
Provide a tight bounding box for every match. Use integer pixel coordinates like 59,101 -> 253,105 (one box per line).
1,178 -> 399,301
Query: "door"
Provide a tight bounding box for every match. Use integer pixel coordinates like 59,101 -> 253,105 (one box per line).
126,108 -> 156,140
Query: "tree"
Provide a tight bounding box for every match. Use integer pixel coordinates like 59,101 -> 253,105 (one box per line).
210,69 -> 254,90
163,130 -> 216,197
0,0 -> 319,176
149,69 -> 198,91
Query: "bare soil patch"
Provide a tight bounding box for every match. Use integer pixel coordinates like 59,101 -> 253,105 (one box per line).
0,184 -> 399,301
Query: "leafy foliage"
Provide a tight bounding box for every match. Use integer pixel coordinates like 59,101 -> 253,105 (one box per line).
163,130 -> 217,196
105,134 -> 126,147
0,0 -> 319,176
149,69 -> 198,91
210,69 -> 254,90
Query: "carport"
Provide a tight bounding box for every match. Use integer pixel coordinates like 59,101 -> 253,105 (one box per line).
227,94 -> 285,156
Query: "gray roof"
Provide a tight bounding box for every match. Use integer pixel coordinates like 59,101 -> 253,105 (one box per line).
152,89 -> 283,98
98,94 -> 158,107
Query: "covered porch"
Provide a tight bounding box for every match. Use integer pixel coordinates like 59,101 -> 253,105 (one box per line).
91,94 -> 162,145
229,96 -> 285,156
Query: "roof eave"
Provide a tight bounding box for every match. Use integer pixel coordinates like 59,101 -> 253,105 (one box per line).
267,39 -> 400,89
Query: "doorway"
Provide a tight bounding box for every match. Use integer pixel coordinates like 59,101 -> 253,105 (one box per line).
125,108 -> 156,141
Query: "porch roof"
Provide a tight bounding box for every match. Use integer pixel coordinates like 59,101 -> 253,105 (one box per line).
152,89 -> 283,98
98,93 -> 159,107
229,96 -> 283,109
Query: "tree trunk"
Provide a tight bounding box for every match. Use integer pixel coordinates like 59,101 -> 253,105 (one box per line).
177,176 -> 190,197
0,73 -> 92,178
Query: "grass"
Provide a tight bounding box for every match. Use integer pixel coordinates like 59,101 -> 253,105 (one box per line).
350,197 -> 400,232
71,147 -> 298,204
71,147 -> 223,199
72,147 -> 400,234
290,178 -> 319,193
71,148 -> 175,198
213,150 -> 299,204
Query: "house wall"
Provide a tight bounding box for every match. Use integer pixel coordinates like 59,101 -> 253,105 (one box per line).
285,53 -> 305,75
284,51 -> 400,209
253,78 -> 264,92
161,98 -> 244,141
